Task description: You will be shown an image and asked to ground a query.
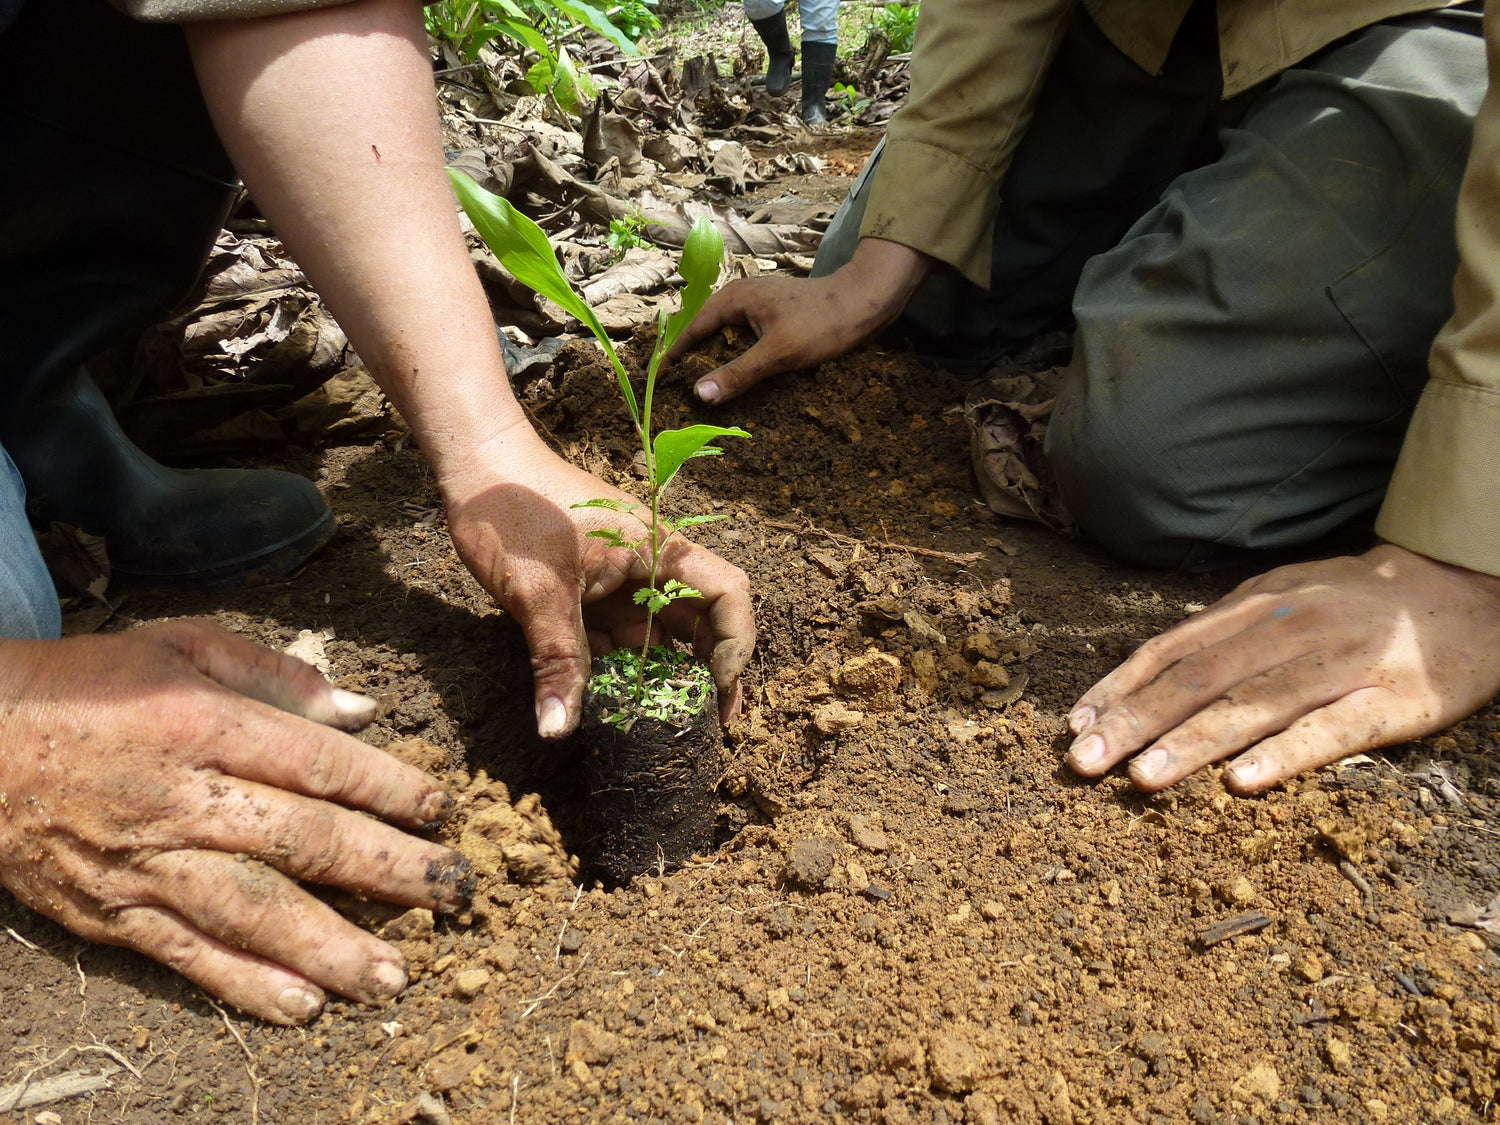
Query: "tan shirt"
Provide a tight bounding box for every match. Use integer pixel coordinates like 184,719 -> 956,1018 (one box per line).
863,0 -> 1497,575
1377,4 -> 1500,574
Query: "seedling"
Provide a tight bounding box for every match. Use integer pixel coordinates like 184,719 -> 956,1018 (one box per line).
588,646 -> 713,730
606,212 -> 655,257
448,169 -> 749,705
831,82 -> 872,119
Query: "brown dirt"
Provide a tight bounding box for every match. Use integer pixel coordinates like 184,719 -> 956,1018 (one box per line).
6,175 -> 1500,1125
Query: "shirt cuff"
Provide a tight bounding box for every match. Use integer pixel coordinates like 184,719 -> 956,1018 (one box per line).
1376,379 -> 1500,577
859,138 -> 998,290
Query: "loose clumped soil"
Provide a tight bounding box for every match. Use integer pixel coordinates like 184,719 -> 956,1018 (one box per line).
4,326 -> 1499,1124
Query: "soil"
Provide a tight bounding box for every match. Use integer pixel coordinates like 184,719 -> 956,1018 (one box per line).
579,649 -> 723,883
6,136 -> 1500,1125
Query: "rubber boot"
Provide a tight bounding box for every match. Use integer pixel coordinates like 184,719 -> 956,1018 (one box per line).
0,0 -> 335,589
751,10 -> 795,97
800,40 -> 837,125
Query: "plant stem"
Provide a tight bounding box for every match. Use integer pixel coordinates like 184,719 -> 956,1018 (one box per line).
635,345 -> 664,699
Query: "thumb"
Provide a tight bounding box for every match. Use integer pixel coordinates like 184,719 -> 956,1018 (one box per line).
515,578 -> 592,739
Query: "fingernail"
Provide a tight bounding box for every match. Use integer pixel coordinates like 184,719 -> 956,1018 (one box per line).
369,960 -> 408,999
331,688 -> 378,728
417,790 -> 454,828
427,853 -> 477,907
537,697 -> 567,739
1068,733 -> 1105,771
277,986 -> 324,1023
1225,758 -> 1260,789
1067,706 -> 1095,734
696,379 -> 720,404
1131,747 -> 1169,784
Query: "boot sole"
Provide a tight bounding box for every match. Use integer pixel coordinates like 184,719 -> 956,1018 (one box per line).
111,506 -> 339,591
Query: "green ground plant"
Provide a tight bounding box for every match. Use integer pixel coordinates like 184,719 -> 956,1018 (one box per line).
830,81 -> 871,118
426,0 -> 643,111
868,0 -> 918,52
448,170 -> 749,709
606,0 -> 662,42
587,645 -> 713,727
606,212 -> 656,256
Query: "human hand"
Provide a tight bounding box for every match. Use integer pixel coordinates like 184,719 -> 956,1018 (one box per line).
668,237 -> 930,405
440,436 -> 756,738
0,620 -> 470,1024
1065,543 -> 1500,793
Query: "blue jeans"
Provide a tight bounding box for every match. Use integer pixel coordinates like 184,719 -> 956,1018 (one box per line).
0,445 -> 60,639
743,0 -> 837,44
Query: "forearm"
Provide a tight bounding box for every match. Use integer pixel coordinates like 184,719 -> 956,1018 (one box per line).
184,0 -> 542,489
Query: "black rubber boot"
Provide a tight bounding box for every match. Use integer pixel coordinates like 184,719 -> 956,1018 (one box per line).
0,0 -> 335,589
751,10 -> 795,97
800,40 -> 837,125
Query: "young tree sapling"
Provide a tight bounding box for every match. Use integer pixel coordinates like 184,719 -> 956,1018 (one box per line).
448,169 -> 749,719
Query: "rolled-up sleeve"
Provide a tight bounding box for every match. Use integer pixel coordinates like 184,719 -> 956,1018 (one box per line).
859,0 -> 1075,287
1375,4 -> 1500,575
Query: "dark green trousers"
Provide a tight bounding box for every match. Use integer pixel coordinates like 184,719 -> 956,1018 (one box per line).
815,3 -> 1485,570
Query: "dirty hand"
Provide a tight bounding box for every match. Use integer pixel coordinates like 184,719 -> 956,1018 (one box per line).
1065,543 -> 1500,793
440,436 -> 756,738
669,237 -> 930,405
0,620 -> 470,1024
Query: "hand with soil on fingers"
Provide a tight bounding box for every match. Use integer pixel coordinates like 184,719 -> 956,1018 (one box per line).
439,434 -> 756,740
1064,543 -> 1500,793
0,620 -> 472,1025
669,237 -> 931,405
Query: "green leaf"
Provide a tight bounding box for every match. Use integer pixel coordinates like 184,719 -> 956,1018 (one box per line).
651,423 -> 750,493
482,0 -> 530,20
673,513 -> 729,528
477,16 -> 550,56
550,0 -> 642,55
661,578 -> 702,599
557,46 -> 599,110
656,215 -> 725,358
529,47 -> 587,113
572,497 -> 642,514
446,169 -> 638,421
585,528 -> 643,549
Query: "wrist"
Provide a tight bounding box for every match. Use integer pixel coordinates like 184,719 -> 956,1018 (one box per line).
841,237 -> 932,329
428,415 -> 558,509
1370,541 -> 1500,616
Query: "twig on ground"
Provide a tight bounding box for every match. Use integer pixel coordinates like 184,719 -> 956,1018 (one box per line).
520,952 -> 591,1019
209,1002 -> 261,1125
1198,910 -> 1273,947
78,1041 -> 142,1081
761,518 -> 985,565
1339,859 -> 1376,906
0,1061 -> 121,1113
